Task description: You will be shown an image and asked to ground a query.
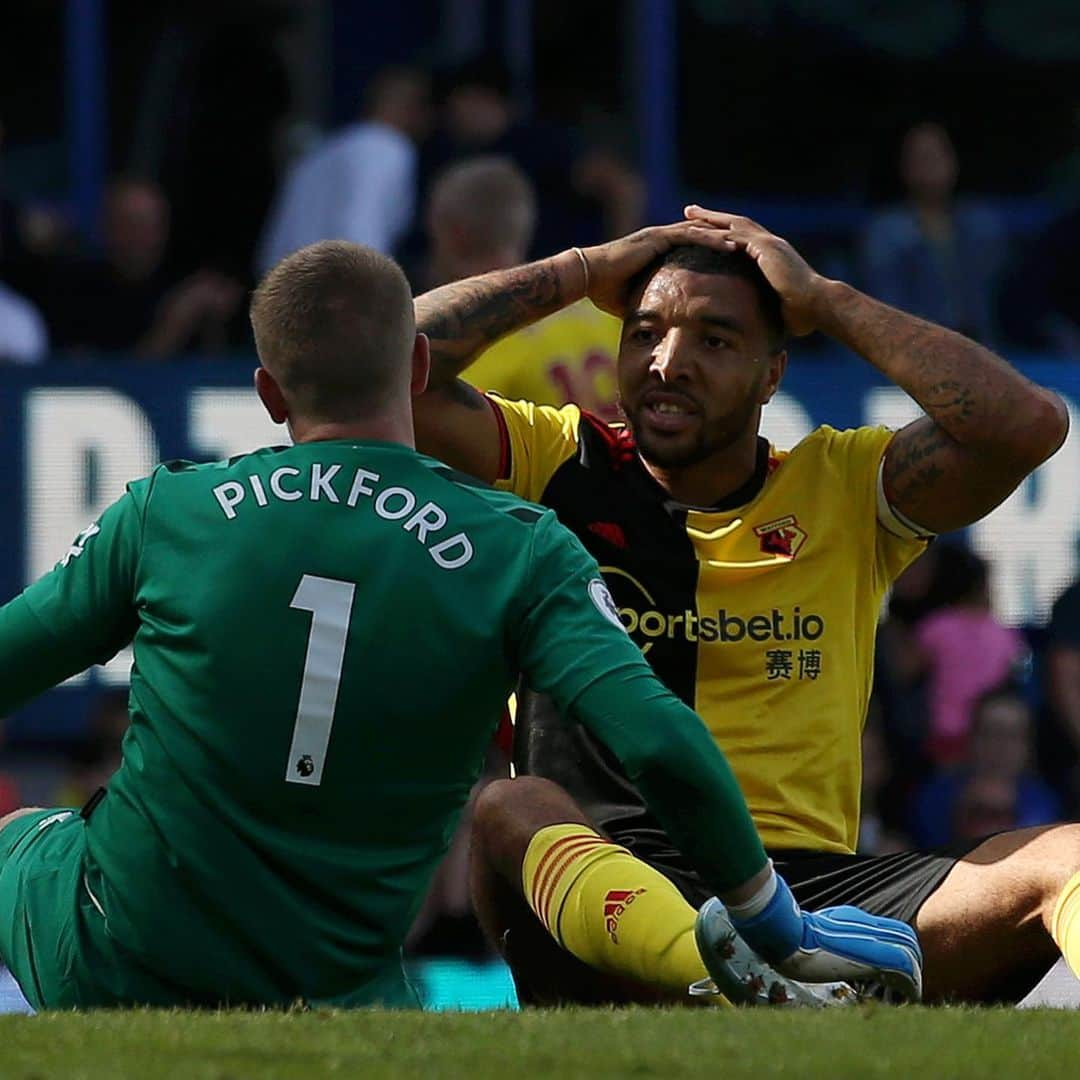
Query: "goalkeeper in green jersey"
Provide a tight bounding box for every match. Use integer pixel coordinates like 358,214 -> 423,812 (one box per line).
0,238 -> 919,1010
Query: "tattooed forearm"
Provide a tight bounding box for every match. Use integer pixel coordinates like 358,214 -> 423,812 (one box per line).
415,257 -> 570,388
814,280 -> 1065,459
814,279 -> 1069,532
922,380 -> 976,422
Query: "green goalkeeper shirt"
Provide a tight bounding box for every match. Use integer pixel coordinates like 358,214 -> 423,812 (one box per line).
0,439 -> 765,1007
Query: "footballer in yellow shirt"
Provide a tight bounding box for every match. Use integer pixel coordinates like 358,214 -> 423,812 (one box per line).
413,211 -> 1074,1005
464,300 -> 622,420
492,398 -> 922,855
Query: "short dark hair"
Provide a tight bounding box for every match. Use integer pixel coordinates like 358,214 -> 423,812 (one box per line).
250,240 -> 415,422
635,246 -> 787,353
362,65 -> 428,117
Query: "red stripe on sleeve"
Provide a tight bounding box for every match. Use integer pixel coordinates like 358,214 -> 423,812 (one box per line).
486,395 -> 512,480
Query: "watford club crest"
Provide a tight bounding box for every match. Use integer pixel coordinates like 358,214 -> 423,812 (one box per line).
753,515 -> 807,559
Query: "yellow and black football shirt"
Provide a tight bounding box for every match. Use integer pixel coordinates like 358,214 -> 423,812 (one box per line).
490,395 -> 926,856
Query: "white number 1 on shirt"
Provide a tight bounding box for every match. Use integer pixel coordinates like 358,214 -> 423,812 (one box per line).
285,574 -> 356,786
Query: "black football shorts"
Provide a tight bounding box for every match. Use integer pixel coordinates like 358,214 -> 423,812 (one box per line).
637,842 -> 977,927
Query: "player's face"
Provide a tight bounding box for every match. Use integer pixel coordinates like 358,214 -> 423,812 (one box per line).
617,269 -> 784,469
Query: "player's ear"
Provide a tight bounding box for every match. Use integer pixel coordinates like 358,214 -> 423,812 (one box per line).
410,332 -> 431,397
254,367 -> 289,425
759,350 -> 787,405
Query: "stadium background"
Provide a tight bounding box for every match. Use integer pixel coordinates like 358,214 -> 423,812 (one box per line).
2,0 -> 1080,1010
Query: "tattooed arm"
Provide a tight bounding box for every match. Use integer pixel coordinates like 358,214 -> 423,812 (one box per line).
411,251 -> 582,483
416,251 -> 580,392
685,206 -> 1069,533
814,284 -> 1067,532
413,222 -> 729,483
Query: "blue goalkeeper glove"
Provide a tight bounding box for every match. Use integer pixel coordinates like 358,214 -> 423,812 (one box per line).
725,868 -> 923,1001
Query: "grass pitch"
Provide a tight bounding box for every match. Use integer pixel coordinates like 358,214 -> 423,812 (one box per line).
0,1006 -> 1076,1079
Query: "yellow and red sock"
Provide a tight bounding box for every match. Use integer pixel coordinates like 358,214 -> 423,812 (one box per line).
522,823 -> 710,997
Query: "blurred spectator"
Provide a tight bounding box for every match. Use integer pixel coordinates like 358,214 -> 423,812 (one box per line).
913,545 -> 1026,765
874,543 -> 946,768
0,282 -> 47,364
0,118 -> 72,279
417,156 -> 537,287
417,155 -> 622,417
0,118 -> 62,363
950,776 -> 1022,842
861,122 -> 1002,343
1044,580 -> 1080,803
40,177 -> 243,357
858,712 -> 911,854
257,66 -> 431,273
416,55 -> 643,258
911,688 -> 1061,847
998,205 -> 1080,353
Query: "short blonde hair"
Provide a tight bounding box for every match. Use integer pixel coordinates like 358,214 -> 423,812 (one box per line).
428,156 -> 537,254
250,240 -> 415,421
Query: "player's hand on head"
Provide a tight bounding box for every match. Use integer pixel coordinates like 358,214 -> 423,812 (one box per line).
579,221 -> 734,318
683,206 -> 827,337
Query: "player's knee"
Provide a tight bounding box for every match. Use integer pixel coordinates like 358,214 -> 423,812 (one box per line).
474,776 -> 578,835
472,779 -> 515,849
472,777 -> 589,875
1041,823 -> 1080,903
1002,822 -> 1080,922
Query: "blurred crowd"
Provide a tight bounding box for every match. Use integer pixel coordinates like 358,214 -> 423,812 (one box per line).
0,57 -> 643,366
865,546 -> 1078,855
3,53 -> 1080,365
1,43 -> 1080,962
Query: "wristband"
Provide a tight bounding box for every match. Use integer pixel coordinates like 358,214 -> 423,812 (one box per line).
571,246 -> 590,293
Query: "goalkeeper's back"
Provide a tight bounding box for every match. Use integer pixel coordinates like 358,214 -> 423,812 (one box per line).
25,438 -> 605,1006
0,240 -> 663,1008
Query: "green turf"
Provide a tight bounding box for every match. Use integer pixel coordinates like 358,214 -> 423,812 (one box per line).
0,1006 -> 1077,1079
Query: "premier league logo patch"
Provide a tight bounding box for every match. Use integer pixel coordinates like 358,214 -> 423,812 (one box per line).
588,578 -> 627,632
753,515 -> 807,559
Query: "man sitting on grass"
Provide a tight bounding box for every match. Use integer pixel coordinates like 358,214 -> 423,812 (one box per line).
0,237 -> 918,1010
